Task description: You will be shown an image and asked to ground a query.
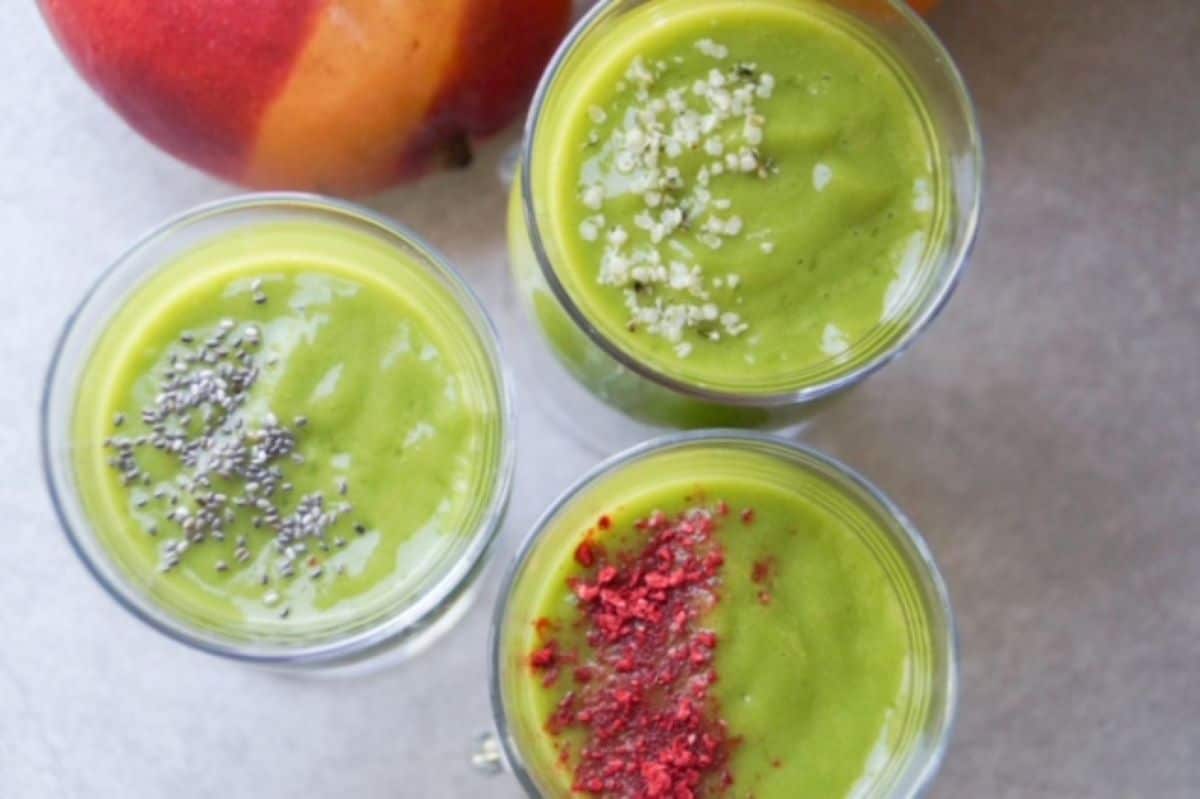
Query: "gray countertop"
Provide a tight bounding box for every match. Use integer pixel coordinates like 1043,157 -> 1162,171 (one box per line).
2,1 -> 1196,796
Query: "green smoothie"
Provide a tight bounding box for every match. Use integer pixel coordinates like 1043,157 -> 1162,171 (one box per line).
73,220 -> 506,639
500,441 -> 947,798
514,0 -> 947,409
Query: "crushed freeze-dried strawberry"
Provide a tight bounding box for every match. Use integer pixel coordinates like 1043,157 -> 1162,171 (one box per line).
533,505 -> 738,798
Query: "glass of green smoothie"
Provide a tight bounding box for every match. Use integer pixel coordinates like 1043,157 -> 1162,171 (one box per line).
509,0 -> 982,448
490,430 -> 957,798
43,194 -> 515,671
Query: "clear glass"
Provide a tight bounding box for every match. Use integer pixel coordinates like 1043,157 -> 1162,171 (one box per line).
42,193 -> 516,673
490,430 -> 958,797
509,0 -> 983,451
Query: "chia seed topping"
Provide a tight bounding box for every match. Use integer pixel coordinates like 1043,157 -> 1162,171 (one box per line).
102,290 -> 358,612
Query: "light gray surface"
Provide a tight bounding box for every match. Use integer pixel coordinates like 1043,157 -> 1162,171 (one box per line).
2,1 -> 1197,797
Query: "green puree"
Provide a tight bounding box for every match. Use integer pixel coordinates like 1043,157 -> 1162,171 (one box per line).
73,222 -> 503,637
508,446 -> 925,797
532,0 -> 941,393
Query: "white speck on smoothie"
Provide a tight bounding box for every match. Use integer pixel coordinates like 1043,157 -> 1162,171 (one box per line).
695,38 -> 729,59
419,343 -> 439,362
579,219 -> 600,242
625,55 -> 654,87
883,230 -> 929,320
404,422 -> 436,447
760,242 -> 775,254
380,325 -> 413,369
720,311 -> 748,337
582,184 -> 605,210
822,323 -> 851,360
914,177 -> 933,212
757,74 -> 775,99
311,363 -> 344,400
743,116 -> 764,146
587,105 -> 608,124
813,162 -> 834,192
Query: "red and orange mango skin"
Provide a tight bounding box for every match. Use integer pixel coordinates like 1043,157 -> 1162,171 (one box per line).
41,0 -> 572,195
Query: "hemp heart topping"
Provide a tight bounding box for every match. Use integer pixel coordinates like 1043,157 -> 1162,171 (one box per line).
577,39 -> 778,358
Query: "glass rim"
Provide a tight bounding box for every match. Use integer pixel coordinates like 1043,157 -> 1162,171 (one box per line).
489,428 -> 959,797
41,191 -> 518,667
520,0 -> 984,408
